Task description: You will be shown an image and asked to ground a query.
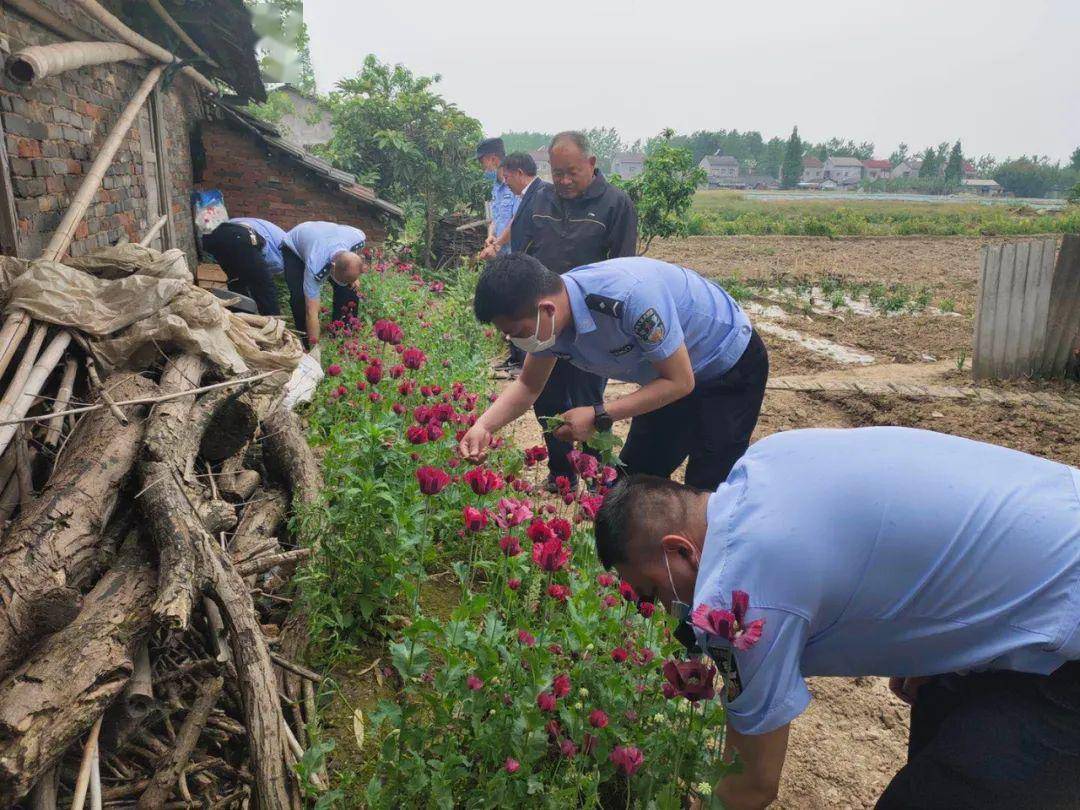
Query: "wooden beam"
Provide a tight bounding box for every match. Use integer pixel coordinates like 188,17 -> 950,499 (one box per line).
149,89 -> 175,249
0,116 -> 21,257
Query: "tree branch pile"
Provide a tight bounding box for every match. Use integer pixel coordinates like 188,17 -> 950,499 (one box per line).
0,252 -> 324,808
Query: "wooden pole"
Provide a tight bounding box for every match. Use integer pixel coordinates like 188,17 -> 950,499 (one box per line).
0,331 -> 72,459
0,315 -> 32,385
70,715 -> 103,810
5,41 -> 143,86
138,213 -> 169,247
0,324 -> 46,424
43,357 -> 77,448
68,0 -> 219,95
145,0 -> 219,67
43,65 -> 164,262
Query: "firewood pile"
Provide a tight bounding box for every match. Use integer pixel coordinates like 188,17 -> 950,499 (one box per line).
431,213 -> 487,269
0,243 -> 325,809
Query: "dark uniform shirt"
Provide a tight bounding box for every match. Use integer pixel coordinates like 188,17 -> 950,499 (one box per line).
518,170 -> 638,273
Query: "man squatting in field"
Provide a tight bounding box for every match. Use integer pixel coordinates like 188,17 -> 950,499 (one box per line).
595,426 -> 1080,809
458,252 -> 769,491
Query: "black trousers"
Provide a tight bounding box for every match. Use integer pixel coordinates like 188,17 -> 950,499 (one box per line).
877,663 -> 1080,809
533,359 -> 607,479
282,246 -> 359,347
620,329 -> 769,491
202,223 -> 280,316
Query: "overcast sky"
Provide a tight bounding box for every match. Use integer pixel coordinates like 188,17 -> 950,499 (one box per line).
305,0 -> 1079,162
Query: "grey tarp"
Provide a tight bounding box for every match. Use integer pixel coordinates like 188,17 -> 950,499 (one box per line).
0,246 -> 301,376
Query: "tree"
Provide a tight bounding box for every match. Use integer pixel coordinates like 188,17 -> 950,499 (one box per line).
889,142 -> 909,166
581,127 -> 626,173
759,137 -> 786,179
918,147 -> 940,178
499,131 -> 552,154
611,131 -> 705,255
324,56 -> 485,264
781,126 -> 804,189
944,140 -> 964,187
973,154 -> 998,176
1070,146 -> 1080,172
993,157 -> 1057,198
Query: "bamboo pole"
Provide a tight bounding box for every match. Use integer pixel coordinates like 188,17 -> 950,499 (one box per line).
0,330 -> 72,459
0,324 -> 47,423
43,65 -> 164,262
71,715 -> 103,810
43,357 -> 78,448
5,41 -> 143,86
146,0 -> 219,68
68,0 -> 219,95
4,0 -> 87,42
0,315 -> 32,384
138,214 -> 169,248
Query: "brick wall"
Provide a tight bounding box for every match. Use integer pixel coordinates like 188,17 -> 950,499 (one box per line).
0,1 -> 200,264
197,120 -> 388,243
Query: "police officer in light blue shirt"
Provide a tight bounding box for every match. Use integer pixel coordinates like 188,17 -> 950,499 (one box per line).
476,137 -> 519,259
595,427 -> 1080,810
202,216 -> 287,316
460,254 -> 769,490
281,221 -> 367,349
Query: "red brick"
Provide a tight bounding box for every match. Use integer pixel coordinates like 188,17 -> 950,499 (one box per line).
16,138 -> 41,158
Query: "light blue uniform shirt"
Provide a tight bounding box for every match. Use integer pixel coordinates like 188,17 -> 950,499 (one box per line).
535,257 -> 753,385
282,221 -> 366,300
693,427 -> 1080,735
490,179 -> 518,255
229,217 -> 286,274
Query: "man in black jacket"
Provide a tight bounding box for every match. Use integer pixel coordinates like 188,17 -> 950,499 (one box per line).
512,131 -> 638,489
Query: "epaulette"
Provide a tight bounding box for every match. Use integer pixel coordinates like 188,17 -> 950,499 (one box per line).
585,294 -> 624,318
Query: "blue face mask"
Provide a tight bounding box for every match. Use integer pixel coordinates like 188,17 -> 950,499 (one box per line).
484,169 -> 497,181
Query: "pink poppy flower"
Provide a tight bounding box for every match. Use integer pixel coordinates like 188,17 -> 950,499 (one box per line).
499,535 -> 522,557
463,506 -> 489,533
326,363 -> 342,376
504,757 -> 520,773
691,590 -> 766,651
567,449 -> 599,481
559,738 -> 578,759
415,466 -> 450,495
466,674 -> 484,691
547,583 -> 570,602
597,573 -> 615,588
495,497 -> 533,529
588,709 -> 608,729
536,691 -> 557,712
551,674 -> 571,698
601,465 -> 618,485
578,494 -> 604,520
517,629 -> 535,647
610,745 -> 644,777
507,578 -> 521,591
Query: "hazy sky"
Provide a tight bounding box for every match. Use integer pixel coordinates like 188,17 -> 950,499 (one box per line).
306,0 -> 1079,162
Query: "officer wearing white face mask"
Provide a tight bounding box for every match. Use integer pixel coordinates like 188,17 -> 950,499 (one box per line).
459,253 -> 769,491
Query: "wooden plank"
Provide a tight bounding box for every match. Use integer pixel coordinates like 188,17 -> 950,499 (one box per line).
990,242 -> 1017,378
1027,238 -> 1057,374
149,88 -> 175,249
1041,235 -> 1080,376
1003,240 -> 1029,377
972,244 -> 997,379
0,115 -> 20,257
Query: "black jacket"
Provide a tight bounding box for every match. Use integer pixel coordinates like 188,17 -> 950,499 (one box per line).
509,177 -> 550,253
520,171 -> 638,274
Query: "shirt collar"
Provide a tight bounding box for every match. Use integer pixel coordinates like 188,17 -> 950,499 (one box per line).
563,275 -> 596,340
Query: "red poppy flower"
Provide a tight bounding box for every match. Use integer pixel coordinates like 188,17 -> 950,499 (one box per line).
549,517 -> 572,543
551,674 -> 571,698
523,445 -> 548,467
466,674 -> 484,691
559,738 -> 578,759
517,629 -> 535,647
507,578 -> 521,591
611,647 -> 629,663
526,519 -> 556,545
392,402 -> 406,415
499,535 -> 522,557
326,363 -> 342,376
691,590 -> 766,651
406,425 -> 428,445
532,537 -> 570,572
597,573 -> 615,587
588,709 -> 608,729
373,319 -> 403,345
415,466 -> 450,496
398,380 -> 416,396
369,392 -> 382,404
426,421 -> 444,442
661,659 -> 716,703
504,757 -> 520,773
402,346 -> 426,369
638,601 -> 656,619
619,581 -> 638,603
365,364 -> 383,385
610,745 -> 644,777
547,583 -> 570,602
463,506 -> 489,533
567,449 -> 599,481
555,476 -> 572,495
579,494 -> 604,520
389,364 -> 405,379
464,466 -> 503,496
537,691 -> 557,712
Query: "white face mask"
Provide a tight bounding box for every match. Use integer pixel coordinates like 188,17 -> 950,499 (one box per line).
509,308 -> 557,353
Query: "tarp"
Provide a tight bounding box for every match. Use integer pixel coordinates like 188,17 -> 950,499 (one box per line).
1,246 -> 302,376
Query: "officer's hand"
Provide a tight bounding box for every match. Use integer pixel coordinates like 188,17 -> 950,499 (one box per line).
889,676 -> 930,706
554,407 -> 596,443
458,424 -> 492,463
477,245 -> 497,261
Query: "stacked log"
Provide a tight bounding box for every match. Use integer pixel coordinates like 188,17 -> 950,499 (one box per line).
431,213 -> 487,269
0,333 -> 322,808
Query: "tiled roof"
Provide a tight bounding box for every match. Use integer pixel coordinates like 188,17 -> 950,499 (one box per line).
802,156 -> 823,167
863,159 -> 892,169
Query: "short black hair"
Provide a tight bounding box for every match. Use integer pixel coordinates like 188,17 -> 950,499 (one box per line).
594,475 -> 696,569
502,152 -> 537,176
476,137 -> 506,160
473,253 -> 563,323
550,131 -> 591,156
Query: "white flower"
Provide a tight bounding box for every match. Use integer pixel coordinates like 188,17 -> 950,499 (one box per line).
652,713 -> 665,725
578,688 -> 589,698
695,782 -> 712,796
573,702 -> 583,710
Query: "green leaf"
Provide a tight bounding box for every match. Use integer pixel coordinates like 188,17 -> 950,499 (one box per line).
389,640 -> 430,680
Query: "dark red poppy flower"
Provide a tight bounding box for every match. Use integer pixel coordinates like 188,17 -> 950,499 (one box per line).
551,674 -> 571,698
463,506 -> 489,533
537,691 -> 557,712
611,647 -> 629,663
610,745 -> 644,777
466,674 -> 484,691
326,363 -> 342,376
547,583 -> 570,602
517,629 -> 535,647
588,709 -> 608,729
499,535 -> 522,557
406,425 -> 428,445
532,537 -> 570,572
415,466 -> 450,496
661,659 -> 716,703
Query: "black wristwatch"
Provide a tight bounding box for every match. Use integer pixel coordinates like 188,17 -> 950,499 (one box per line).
593,403 -> 613,432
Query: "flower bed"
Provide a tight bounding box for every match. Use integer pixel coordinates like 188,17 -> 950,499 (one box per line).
298,253 -> 732,807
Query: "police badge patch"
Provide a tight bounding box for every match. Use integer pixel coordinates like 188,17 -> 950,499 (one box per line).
633,308 -> 666,345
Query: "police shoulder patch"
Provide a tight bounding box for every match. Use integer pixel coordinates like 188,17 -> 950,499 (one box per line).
633,308 -> 666,345
585,294 -> 624,318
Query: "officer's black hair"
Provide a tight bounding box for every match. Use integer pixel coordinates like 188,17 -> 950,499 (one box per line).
502,152 -> 537,176
473,253 -> 564,323
594,475 -> 696,569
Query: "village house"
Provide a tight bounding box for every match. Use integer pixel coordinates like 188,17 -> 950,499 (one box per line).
862,159 -> 892,181
0,1 -> 400,267
529,147 -> 552,182
961,178 -> 1003,197
891,159 -> 922,179
823,156 -> 863,187
801,156 -> 824,184
963,161 -> 978,179
699,154 -> 740,187
610,152 -> 646,179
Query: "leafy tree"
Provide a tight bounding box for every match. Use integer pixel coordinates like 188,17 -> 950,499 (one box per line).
993,157 -> 1058,198
889,143 -> 909,166
581,127 -> 626,173
1068,181 -> 1080,205
781,126 -> 804,189
813,137 -> 874,160
973,154 -> 998,176
324,56 -> 485,264
918,147 -> 940,178
1070,146 -> 1080,172
759,137 -> 786,179
498,131 -> 553,154
611,131 -> 705,255
944,140 -> 965,187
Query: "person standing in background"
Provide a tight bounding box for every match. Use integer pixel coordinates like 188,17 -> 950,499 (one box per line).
476,137 -> 518,260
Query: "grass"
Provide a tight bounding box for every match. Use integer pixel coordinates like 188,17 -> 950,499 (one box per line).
688,190 -> 1080,237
